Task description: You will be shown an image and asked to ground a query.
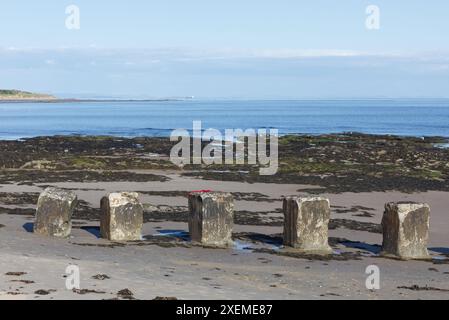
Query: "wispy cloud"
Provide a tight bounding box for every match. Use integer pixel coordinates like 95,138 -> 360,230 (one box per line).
1,45 -> 447,59
1,46 -> 448,98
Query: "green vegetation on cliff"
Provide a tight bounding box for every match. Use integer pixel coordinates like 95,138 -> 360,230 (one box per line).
0,89 -> 56,100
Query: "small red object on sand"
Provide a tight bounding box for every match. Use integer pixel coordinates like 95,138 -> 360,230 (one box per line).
189,190 -> 213,195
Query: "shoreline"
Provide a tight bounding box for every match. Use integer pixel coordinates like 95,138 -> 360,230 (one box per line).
3,97 -> 449,102
1,132 -> 448,142
0,98 -> 189,104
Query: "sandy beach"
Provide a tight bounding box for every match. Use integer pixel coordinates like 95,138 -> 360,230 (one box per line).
2,0 -> 449,305
0,135 -> 448,300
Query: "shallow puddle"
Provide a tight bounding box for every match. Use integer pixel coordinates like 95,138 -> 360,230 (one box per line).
153,230 -> 190,241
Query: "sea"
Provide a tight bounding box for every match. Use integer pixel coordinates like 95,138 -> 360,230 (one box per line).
1,99 -> 449,140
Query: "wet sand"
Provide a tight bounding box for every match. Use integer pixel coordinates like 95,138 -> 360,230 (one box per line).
0,172 -> 448,300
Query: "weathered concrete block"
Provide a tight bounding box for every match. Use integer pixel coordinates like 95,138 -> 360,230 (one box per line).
100,192 -> 143,241
188,192 -> 234,247
283,197 -> 332,253
381,202 -> 430,260
34,187 -> 78,238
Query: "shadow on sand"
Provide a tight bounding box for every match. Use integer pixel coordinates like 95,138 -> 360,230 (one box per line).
81,226 -> 101,238
23,222 -> 34,233
340,240 -> 381,255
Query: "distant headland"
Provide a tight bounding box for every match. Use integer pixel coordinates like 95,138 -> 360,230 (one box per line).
0,89 -> 57,101
0,89 -> 193,103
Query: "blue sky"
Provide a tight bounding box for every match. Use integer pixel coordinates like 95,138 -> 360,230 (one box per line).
1,1 -> 449,98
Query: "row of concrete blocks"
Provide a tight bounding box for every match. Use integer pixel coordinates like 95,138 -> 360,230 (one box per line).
34,187 -> 431,260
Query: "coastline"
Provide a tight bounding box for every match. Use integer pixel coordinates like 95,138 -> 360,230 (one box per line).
0,98 -> 188,104
2,97 -> 449,104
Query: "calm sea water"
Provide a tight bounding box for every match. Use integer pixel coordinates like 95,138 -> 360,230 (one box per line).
1,99 -> 449,140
